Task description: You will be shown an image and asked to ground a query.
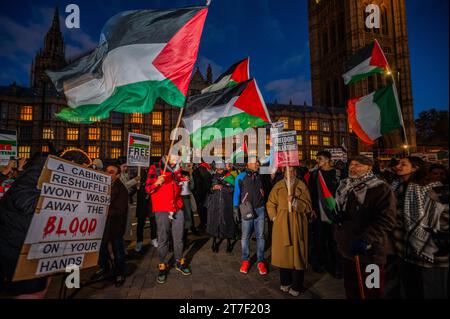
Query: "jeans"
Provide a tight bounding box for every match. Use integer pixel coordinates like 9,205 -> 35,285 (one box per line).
99,236 -> 126,276
155,211 -> 185,263
241,206 -> 266,262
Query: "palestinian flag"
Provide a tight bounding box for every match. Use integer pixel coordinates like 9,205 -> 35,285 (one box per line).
46,7 -> 208,124
201,57 -> 250,93
347,84 -> 403,145
182,79 -> 271,148
0,129 -> 17,160
129,134 -> 150,149
222,172 -> 235,186
342,40 -> 389,85
229,140 -> 248,163
317,170 -> 338,224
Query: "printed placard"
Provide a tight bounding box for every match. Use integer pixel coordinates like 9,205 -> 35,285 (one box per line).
13,156 -> 111,281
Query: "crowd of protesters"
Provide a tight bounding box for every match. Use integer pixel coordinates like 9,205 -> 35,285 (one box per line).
0,146 -> 448,300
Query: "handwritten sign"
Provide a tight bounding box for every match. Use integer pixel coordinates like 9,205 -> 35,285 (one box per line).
272,130 -> 299,167
0,129 -> 17,166
325,148 -> 348,162
127,133 -> 151,167
13,156 -> 111,281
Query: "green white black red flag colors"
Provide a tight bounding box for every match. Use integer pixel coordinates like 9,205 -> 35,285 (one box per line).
182,79 -> 271,148
342,40 -> 389,85
46,7 -> 208,124
316,170 -> 338,224
0,129 -> 17,166
127,133 -> 151,167
347,84 -> 403,145
201,57 -> 250,93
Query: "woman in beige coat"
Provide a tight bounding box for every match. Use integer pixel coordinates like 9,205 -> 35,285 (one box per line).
267,167 -> 313,296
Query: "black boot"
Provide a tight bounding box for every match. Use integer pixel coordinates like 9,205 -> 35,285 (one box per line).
211,238 -> 218,253
226,239 -> 233,253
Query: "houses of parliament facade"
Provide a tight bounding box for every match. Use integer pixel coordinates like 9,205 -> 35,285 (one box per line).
0,1 -> 415,164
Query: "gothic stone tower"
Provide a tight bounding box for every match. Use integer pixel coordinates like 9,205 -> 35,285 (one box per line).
308,0 -> 416,155
30,7 -> 67,90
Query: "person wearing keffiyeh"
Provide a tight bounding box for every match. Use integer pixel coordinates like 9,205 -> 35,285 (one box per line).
335,155 -> 396,299
390,157 -> 447,299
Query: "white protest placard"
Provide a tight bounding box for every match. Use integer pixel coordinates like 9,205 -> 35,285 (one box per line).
127,132 -> 151,167
13,155 -> 111,281
325,148 -> 348,162
0,129 -> 17,166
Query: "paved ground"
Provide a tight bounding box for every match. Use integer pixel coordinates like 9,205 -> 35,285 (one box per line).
45,205 -> 345,299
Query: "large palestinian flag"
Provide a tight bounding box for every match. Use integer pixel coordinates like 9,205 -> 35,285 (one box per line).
201,57 -> 250,93
182,79 -> 271,148
46,7 -> 208,124
342,40 -> 389,85
347,84 -> 403,145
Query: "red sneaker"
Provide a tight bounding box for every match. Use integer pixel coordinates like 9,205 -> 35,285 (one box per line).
257,262 -> 268,275
240,261 -> 250,274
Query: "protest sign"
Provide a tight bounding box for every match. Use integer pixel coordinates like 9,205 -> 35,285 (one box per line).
272,130 -> 299,168
0,129 -> 17,166
127,133 -> 151,167
325,148 -> 348,162
13,156 -> 111,281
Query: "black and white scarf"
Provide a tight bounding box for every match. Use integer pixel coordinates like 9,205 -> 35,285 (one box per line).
335,171 -> 384,212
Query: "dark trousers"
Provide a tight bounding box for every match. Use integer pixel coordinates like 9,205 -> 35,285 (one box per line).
99,236 -> 126,276
136,214 -> 157,242
399,260 -> 448,299
279,268 -> 304,291
198,205 -> 207,228
311,220 -> 343,275
343,258 -> 384,299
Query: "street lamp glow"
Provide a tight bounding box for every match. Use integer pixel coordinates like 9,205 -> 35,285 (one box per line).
402,144 -> 409,149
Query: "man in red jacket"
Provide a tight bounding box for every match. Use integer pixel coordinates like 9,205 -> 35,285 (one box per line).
145,155 -> 191,284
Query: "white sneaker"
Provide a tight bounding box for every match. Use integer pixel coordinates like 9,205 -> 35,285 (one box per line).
135,241 -> 143,252
151,239 -> 158,248
288,288 -> 301,297
280,285 -> 290,293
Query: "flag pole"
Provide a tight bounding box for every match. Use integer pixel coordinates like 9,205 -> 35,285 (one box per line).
388,68 -> 410,156
287,166 -> 292,213
163,106 -> 186,174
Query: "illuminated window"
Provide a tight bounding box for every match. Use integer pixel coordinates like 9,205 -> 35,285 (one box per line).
348,122 -> 353,134
151,131 -> 162,142
42,128 -> 54,140
87,146 -> 99,159
266,134 -> 271,146
322,121 -> 330,132
18,146 -> 31,158
111,148 -> 121,159
298,150 -> 303,160
152,146 -> 162,157
309,135 -> 319,145
309,120 -> 318,131
88,128 -> 100,140
130,113 -> 143,124
294,120 -> 302,131
296,135 -> 303,145
111,129 -> 122,142
131,128 -> 141,134
42,145 -> 49,153
152,112 -> 163,126
323,136 -> 331,146
278,117 -> 289,129
20,106 -> 33,121
66,128 -> 79,141
310,150 -> 318,160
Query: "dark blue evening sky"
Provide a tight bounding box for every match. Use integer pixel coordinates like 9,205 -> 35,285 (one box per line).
0,0 -> 448,118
